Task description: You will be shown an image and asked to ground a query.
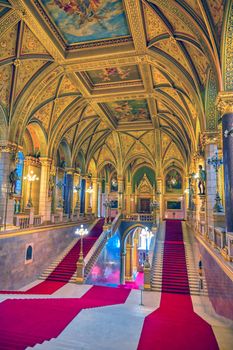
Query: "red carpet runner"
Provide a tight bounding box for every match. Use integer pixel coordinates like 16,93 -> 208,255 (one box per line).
137,220 -> 219,350
0,285 -> 130,350
0,219 -> 104,295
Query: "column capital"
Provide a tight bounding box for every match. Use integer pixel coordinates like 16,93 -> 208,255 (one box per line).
24,156 -> 41,167
0,141 -> 18,154
200,131 -> 219,148
40,157 -> 52,167
66,167 -> 76,175
216,92 -> 233,115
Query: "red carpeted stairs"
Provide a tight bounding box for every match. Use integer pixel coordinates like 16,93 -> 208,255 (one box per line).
0,219 -> 105,295
137,220 -> 219,350
162,221 -> 190,294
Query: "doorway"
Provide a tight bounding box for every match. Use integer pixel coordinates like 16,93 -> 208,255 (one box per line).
139,198 -> 150,213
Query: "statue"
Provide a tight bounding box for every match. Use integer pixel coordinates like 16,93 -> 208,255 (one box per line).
48,175 -> 55,197
198,165 -> 206,195
9,168 -> 19,194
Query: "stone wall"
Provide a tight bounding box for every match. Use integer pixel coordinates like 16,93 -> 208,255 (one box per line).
0,226 -> 78,290
199,243 -> 233,321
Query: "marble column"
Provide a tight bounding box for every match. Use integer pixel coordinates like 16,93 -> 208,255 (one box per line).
0,142 -> 18,230
156,177 -> 162,220
73,173 -> 80,213
92,177 -> 98,216
118,177 -> 124,211
217,92 -> 233,232
39,158 -> 52,223
125,242 -> 134,281
204,137 -> 218,228
120,250 -> 126,284
64,169 -> 74,218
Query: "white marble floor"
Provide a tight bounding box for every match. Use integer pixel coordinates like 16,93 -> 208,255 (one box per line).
1,280 -> 233,349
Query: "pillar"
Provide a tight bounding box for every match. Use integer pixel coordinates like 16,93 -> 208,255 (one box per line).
125,243 -> 134,281
217,92 -> 233,232
92,177 -> 98,216
204,135 -> 218,228
118,177 -> 124,211
97,179 -> 102,217
120,250 -> 126,284
156,177 -> 163,220
39,158 -> 52,223
64,169 -> 74,218
85,178 -> 90,214
0,142 -> 18,230
73,173 -> 81,213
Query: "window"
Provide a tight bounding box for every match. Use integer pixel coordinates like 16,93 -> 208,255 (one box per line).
25,244 -> 33,263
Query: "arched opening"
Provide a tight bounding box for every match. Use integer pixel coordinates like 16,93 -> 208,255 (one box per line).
25,244 -> 33,262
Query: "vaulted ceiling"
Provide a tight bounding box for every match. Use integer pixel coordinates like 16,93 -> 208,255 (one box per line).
0,0 -> 231,175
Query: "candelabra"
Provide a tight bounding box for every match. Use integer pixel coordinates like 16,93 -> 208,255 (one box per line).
75,224 -> 88,263
75,224 -> 88,283
24,170 -> 39,208
207,150 -> 224,213
103,199 -> 111,224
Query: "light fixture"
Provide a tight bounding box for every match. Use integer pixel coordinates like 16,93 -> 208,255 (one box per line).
75,224 -> 88,263
86,184 -> 93,193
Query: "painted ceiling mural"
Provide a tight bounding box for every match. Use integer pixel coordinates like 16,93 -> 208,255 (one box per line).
40,0 -> 130,44
86,65 -> 141,85
104,100 -> 150,123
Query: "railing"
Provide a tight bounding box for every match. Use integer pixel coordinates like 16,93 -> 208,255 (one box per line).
33,215 -> 43,226
122,213 -> 153,222
84,228 -> 109,279
13,214 -> 30,229
109,213 -> 121,235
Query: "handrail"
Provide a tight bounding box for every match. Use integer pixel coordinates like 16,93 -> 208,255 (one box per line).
121,213 -> 153,222
110,213 -> 121,235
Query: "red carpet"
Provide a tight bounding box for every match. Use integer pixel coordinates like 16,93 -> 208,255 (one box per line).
137,220 -> 219,350
0,285 -> 130,350
0,219 -> 104,295
124,272 -> 144,290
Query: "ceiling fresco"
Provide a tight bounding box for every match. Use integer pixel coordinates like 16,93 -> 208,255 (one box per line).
104,99 -> 150,123
40,0 -> 130,44
85,65 -> 141,85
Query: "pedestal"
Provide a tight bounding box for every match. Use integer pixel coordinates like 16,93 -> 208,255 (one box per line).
226,233 -> 233,261
76,258 -> 85,284
143,258 -> 151,291
56,208 -> 63,222
213,212 -> 225,228
25,207 -> 34,226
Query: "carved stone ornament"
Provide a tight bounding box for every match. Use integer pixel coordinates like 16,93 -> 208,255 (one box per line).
200,131 -> 219,147
216,92 -> 233,116
137,173 -> 152,194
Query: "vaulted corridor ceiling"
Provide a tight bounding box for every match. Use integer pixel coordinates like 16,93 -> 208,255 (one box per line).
0,0 -> 231,174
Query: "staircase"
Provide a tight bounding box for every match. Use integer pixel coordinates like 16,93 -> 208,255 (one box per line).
39,238 -> 80,281
39,219 -> 105,284
151,221 -> 208,296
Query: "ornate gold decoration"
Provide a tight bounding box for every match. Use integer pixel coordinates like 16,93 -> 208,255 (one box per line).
0,141 -> 18,153
216,92 -> 233,115
200,131 -> 219,147
0,9 -> 21,39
